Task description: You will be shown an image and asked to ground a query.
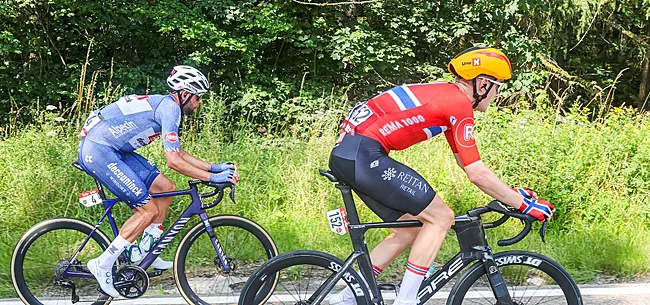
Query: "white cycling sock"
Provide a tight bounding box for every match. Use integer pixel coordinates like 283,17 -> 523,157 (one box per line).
395,261 -> 427,304
336,265 -> 383,304
139,223 -> 163,254
98,235 -> 131,269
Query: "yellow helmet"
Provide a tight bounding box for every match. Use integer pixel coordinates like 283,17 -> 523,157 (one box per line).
448,46 -> 512,81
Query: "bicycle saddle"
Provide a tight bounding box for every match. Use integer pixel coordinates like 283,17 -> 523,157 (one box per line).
71,161 -> 86,173
318,169 -> 339,182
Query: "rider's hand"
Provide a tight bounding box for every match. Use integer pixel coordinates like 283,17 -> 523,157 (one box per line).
518,197 -> 555,222
210,162 -> 235,173
513,187 -> 538,199
209,169 -> 237,184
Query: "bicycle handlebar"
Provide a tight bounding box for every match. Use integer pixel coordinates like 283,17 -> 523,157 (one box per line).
467,200 -> 547,247
197,181 -> 235,209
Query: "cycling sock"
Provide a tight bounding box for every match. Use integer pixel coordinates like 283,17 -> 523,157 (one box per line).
372,265 -> 383,276
336,264 -> 383,304
98,235 -> 131,269
395,261 -> 427,303
139,223 -> 163,254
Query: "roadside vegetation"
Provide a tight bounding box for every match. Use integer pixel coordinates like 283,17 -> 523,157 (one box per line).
2,0 -> 650,298
0,89 -> 648,296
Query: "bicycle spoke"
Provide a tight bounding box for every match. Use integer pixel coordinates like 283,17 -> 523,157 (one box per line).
176,217 -> 277,305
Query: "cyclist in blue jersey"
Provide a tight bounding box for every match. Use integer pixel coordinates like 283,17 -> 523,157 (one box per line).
78,65 -> 240,297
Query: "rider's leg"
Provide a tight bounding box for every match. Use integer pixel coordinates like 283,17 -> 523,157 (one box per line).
148,174 -> 176,223
331,215 -> 419,305
79,141 -> 160,296
367,214 -> 420,270
97,197 -> 159,269
394,195 -> 454,304
137,175 -> 176,269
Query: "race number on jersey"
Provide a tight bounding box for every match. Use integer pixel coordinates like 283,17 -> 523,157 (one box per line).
116,95 -> 153,115
341,103 -> 374,135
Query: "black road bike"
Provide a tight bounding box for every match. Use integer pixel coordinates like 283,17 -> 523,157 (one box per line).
238,169 -> 582,305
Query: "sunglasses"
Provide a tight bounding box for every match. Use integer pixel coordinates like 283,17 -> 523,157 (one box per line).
480,77 -> 505,92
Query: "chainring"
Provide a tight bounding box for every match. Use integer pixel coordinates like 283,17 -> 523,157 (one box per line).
113,265 -> 149,299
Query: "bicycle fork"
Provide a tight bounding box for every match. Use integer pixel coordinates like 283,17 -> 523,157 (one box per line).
199,211 -> 233,273
453,215 -> 514,305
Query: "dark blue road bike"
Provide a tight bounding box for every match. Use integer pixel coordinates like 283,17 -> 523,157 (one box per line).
11,162 -> 278,305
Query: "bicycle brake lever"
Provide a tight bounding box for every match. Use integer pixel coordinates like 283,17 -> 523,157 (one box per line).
229,185 -> 236,204
539,222 -> 548,243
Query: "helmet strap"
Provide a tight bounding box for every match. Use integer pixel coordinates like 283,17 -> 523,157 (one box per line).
175,91 -> 194,136
471,79 -> 495,109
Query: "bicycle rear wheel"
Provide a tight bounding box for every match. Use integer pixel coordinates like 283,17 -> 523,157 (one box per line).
448,250 -> 582,305
239,250 -> 372,305
174,214 -> 279,305
11,218 -> 114,305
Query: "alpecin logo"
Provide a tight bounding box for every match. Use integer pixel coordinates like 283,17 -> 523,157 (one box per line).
108,121 -> 137,138
382,167 -> 397,181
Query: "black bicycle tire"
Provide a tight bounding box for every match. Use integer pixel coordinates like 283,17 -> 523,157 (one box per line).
174,214 -> 279,305
447,250 -> 582,305
11,217 -> 114,305
239,250 -> 373,305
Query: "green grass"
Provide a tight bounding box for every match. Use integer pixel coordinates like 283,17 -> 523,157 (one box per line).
1,103 -> 649,297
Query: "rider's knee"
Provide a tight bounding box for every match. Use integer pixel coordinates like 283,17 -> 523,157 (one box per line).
159,179 -> 176,193
150,175 -> 176,193
418,199 -> 455,231
135,197 -> 159,221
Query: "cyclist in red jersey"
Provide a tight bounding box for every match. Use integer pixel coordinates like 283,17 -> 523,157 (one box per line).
328,46 -> 555,305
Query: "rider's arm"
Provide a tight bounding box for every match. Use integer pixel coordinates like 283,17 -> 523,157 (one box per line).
155,97 -> 234,183
165,152 -> 212,180
463,161 -> 524,209
178,148 -> 211,171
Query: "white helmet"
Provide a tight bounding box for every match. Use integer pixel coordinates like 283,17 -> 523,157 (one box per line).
167,65 -> 209,95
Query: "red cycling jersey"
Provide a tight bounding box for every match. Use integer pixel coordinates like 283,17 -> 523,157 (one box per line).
340,82 -> 480,166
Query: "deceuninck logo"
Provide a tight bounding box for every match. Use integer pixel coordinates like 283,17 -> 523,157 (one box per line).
382,167 -> 397,181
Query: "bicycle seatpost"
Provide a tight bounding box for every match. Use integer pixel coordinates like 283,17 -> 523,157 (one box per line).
335,184 -> 361,225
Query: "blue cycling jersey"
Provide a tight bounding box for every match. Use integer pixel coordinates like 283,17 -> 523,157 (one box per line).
82,94 -> 181,153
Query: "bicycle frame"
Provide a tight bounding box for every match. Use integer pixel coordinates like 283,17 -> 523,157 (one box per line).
309,183 -> 514,305
62,178 -> 232,279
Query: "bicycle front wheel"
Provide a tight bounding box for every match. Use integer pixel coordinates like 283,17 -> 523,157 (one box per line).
239,250 -> 372,305
174,214 -> 279,305
11,218 -> 114,305
448,250 -> 582,305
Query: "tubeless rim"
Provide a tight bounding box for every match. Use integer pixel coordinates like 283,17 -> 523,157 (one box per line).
174,215 -> 278,305
11,219 -> 112,305
450,251 -> 581,305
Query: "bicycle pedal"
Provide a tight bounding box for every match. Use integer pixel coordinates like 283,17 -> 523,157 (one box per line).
377,283 -> 399,291
147,269 -> 164,277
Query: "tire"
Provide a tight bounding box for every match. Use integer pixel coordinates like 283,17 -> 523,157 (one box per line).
239,250 -> 373,305
11,218 -> 115,305
174,214 -> 279,305
448,250 -> 582,305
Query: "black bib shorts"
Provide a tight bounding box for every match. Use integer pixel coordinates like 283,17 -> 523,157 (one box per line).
328,133 -> 437,221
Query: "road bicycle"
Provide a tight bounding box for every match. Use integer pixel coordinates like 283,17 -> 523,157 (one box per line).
11,161 -> 279,305
238,169 -> 582,305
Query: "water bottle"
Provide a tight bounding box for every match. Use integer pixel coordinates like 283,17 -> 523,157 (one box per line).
424,263 -> 435,279
127,241 -> 143,263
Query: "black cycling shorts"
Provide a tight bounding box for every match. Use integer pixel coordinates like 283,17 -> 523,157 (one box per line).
328,133 -> 437,221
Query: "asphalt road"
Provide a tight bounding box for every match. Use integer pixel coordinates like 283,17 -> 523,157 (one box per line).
3,283 -> 650,304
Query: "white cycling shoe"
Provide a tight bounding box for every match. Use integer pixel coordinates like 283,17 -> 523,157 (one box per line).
87,258 -> 120,298
328,289 -> 356,305
149,257 -> 173,270
131,256 -> 173,270
392,300 -> 417,305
